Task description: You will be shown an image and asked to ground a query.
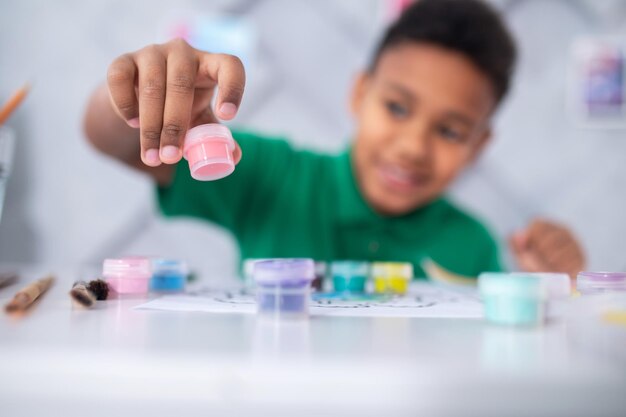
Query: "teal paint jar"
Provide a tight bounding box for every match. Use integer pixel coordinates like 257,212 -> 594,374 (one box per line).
330,261 -> 369,293
478,273 -> 546,326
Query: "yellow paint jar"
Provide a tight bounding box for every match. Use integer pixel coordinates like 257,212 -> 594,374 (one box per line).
372,262 -> 413,295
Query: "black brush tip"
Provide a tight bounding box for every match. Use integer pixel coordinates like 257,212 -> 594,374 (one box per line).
87,279 -> 109,300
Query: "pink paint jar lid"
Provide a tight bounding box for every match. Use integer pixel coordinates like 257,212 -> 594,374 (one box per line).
183,124 -> 235,181
102,256 -> 151,279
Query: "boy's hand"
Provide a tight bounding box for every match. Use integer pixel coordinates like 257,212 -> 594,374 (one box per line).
509,219 -> 585,279
106,38 -> 245,167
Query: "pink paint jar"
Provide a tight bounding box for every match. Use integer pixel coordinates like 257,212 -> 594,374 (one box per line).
103,256 -> 151,295
183,124 -> 235,181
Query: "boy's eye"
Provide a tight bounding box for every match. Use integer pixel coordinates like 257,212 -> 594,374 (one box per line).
437,124 -> 466,143
385,101 -> 409,118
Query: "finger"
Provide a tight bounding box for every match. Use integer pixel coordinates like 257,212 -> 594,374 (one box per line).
544,242 -> 585,275
508,231 -> 528,255
540,242 -> 575,268
526,218 -> 554,239
531,228 -> 569,257
159,48 -> 198,164
107,54 -> 139,127
233,141 -> 242,165
135,47 -> 167,166
196,53 -> 245,120
513,249 -> 544,273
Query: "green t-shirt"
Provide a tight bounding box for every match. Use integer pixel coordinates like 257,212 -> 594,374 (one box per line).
157,130 -> 502,279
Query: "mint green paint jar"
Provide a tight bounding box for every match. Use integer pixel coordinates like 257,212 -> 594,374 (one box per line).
478,273 -> 546,326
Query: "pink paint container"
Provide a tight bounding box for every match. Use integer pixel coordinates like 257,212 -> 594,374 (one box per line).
183,124 -> 235,181
103,256 -> 151,295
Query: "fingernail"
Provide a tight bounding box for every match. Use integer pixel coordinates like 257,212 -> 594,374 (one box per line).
160,145 -> 181,161
219,102 -> 237,119
127,117 -> 140,128
144,149 -> 161,166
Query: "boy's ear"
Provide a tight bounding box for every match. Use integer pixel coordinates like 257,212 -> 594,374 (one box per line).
349,72 -> 371,116
467,127 -> 492,164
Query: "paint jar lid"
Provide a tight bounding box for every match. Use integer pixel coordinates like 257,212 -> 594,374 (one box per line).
577,271 -> 626,292
509,272 -> 571,299
371,262 -> 413,278
103,256 -> 151,278
183,123 -> 235,152
152,259 -> 188,275
253,258 -> 315,286
478,273 -> 544,298
330,260 -> 369,276
314,261 -> 327,275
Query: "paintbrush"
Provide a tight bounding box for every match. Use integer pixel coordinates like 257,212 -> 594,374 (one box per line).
0,83 -> 30,125
69,281 -> 96,308
5,275 -> 54,312
0,272 -> 18,289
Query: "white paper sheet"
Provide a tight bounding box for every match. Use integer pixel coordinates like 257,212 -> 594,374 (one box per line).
135,282 -> 483,318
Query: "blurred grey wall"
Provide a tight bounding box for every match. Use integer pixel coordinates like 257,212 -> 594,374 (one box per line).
0,0 -> 625,281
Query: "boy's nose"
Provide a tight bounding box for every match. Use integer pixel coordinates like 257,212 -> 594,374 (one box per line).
397,124 -> 432,163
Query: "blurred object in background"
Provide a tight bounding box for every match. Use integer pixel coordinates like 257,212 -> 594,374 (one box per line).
158,11 -> 257,68
0,126 -> 15,223
568,36 -> 626,128
385,0 -> 415,21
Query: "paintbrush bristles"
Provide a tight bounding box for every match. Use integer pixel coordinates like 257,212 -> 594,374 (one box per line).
70,281 -> 96,308
87,279 -> 109,300
0,83 -> 30,125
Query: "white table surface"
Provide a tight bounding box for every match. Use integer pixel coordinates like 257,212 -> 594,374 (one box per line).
0,264 -> 624,417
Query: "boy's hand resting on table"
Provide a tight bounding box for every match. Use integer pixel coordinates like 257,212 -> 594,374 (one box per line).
105,38 -> 244,167
510,219 -> 586,279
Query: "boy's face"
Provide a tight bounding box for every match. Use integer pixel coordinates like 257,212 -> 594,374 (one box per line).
351,43 -> 496,216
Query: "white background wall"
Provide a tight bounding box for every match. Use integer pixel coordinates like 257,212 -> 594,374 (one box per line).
1,0 -> 625,282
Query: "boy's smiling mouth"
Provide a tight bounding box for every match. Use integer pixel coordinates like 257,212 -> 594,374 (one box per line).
377,162 -> 431,193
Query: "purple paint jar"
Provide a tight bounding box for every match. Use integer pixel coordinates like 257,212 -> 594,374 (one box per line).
253,258 -> 314,318
577,271 -> 626,295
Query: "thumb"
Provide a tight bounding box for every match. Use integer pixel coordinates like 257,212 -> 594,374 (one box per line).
509,230 -> 528,256
509,230 -> 542,272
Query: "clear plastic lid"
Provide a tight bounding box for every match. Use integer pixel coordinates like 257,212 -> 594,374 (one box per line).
371,262 -> 413,279
330,260 -> 370,277
183,123 -> 234,154
577,271 -> 626,291
253,258 -> 314,286
478,273 -> 544,298
152,259 -> 188,275
103,256 -> 151,278
509,272 -> 571,299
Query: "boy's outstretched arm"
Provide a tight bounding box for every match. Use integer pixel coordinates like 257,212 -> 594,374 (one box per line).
83,39 -> 244,186
510,219 -> 586,279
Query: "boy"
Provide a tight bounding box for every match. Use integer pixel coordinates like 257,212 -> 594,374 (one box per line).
84,0 -> 585,279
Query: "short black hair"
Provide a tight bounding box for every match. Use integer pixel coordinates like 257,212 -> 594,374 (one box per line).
370,0 -> 517,104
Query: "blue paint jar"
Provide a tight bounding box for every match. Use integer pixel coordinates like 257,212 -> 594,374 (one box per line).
478,273 -> 546,326
331,261 -> 369,293
253,258 -> 314,318
150,259 -> 188,292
